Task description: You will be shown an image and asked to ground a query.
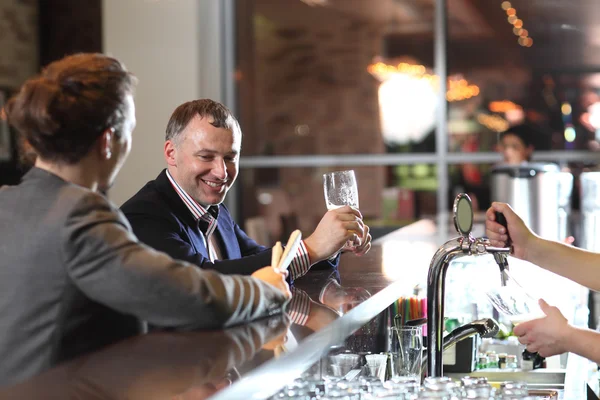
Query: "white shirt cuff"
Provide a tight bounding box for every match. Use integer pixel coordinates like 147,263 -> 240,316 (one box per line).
287,287 -> 311,326
288,240 -> 311,280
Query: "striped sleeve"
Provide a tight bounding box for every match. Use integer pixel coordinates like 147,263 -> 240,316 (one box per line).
287,287 -> 311,326
288,240 -> 311,280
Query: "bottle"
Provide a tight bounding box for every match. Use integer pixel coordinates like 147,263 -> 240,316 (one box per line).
487,353 -> 499,369
498,353 -> 508,369
476,354 -> 488,370
522,349 -> 545,370
521,350 -> 534,371
506,354 -> 518,369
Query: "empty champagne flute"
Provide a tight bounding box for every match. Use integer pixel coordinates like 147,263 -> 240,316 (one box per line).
323,170 -> 360,250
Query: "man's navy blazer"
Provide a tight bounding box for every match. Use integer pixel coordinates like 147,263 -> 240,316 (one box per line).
121,169 -> 337,277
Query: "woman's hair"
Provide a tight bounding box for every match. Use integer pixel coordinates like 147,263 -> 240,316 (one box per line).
499,124 -> 537,148
5,53 -> 137,164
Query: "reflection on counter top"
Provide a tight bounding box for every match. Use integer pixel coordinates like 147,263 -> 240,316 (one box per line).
0,316 -> 289,399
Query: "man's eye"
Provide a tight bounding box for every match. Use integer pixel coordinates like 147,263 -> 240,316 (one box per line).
225,157 -> 238,163
199,155 -> 214,161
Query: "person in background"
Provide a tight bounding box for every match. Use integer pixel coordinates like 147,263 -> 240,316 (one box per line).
486,202 -> 600,364
0,53 -> 291,386
496,123 -> 575,244
497,124 -> 536,165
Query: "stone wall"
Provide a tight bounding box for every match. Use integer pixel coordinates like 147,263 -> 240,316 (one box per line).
241,0 -> 386,236
249,0 -> 384,157
39,0 -> 102,67
0,0 -> 38,89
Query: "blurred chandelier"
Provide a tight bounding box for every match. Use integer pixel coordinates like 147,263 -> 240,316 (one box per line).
368,62 -> 479,102
477,113 -> 510,133
368,60 -> 479,145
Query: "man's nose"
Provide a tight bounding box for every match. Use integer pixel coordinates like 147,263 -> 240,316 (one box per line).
212,159 -> 228,180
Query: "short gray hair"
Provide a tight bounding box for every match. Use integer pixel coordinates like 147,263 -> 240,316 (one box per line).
165,99 -> 241,143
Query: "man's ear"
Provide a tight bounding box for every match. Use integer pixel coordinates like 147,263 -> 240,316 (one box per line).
100,127 -> 115,160
164,140 -> 177,166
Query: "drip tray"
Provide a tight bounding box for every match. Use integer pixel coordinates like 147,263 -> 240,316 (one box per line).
528,389 -> 560,399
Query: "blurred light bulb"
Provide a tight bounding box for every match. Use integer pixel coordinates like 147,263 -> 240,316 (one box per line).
564,126 -> 576,142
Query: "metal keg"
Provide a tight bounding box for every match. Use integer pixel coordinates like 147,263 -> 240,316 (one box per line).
490,163 -> 573,241
580,172 -> 600,251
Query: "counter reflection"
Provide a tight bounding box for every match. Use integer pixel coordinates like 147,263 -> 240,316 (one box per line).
0,316 -> 289,400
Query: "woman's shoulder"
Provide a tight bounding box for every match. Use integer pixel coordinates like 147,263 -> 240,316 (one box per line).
59,185 -> 126,226
58,184 -> 110,208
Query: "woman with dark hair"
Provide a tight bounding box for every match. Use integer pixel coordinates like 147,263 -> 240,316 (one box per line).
0,53 -> 290,386
498,124 -> 537,164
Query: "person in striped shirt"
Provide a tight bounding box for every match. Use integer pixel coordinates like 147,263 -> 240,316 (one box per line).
121,99 -> 372,325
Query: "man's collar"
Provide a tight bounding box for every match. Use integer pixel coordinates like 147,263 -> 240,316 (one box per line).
165,169 -> 219,222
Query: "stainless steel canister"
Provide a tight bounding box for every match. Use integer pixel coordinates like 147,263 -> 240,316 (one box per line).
490,163 -> 573,241
580,172 -> 600,251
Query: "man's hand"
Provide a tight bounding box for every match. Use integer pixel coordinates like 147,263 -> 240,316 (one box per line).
304,206 -> 365,262
485,202 -> 537,261
251,266 -> 291,299
513,299 -> 572,357
352,223 -> 371,256
304,299 -> 341,331
261,319 -> 291,351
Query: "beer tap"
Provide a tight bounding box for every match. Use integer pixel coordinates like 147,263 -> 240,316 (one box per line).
426,194 -> 511,378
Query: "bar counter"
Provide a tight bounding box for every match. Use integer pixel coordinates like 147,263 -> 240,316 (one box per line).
0,218 -> 587,399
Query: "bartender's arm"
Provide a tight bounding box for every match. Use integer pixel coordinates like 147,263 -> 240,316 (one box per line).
63,193 -> 290,330
486,202 -> 600,292
513,299 -> 600,364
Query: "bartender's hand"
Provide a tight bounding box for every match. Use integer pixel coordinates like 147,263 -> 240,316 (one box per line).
485,202 -> 537,260
304,206 -> 365,262
251,266 -> 292,299
513,299 -> 572,357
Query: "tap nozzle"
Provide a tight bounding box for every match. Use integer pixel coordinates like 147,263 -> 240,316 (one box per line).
493,252 -> 509,272
492,211 -> 513,283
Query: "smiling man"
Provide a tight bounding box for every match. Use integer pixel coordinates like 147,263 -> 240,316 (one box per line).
121,99 -> 371,292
